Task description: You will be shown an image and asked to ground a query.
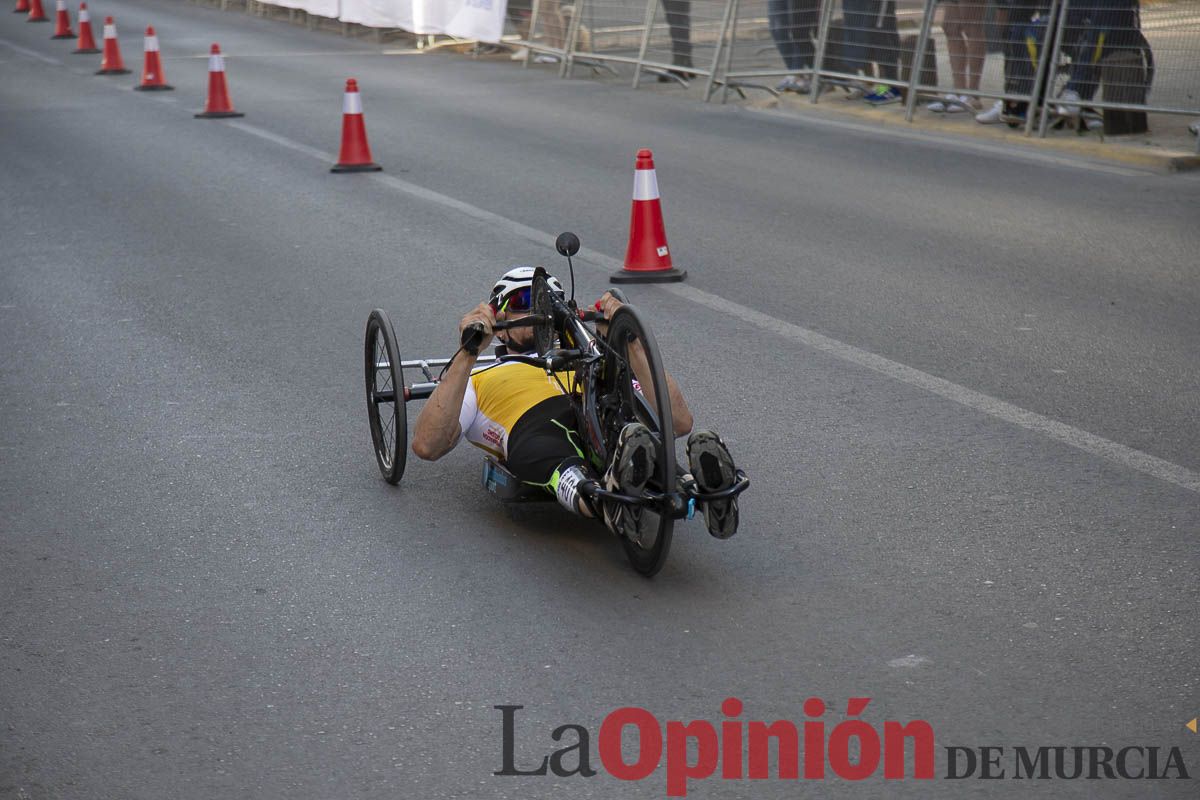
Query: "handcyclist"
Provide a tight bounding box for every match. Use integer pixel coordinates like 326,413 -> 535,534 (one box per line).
411,266 -> 741,542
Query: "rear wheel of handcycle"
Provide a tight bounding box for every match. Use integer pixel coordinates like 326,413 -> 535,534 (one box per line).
600,305 -> 676,577
364,309 -> 407,484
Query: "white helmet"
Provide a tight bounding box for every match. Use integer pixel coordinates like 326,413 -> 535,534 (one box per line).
490,266 -> 563,311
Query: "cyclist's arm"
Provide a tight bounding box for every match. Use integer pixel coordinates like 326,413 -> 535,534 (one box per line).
628,340 -> 693,438
412,304 -> 494,460
597,292 -> 693,438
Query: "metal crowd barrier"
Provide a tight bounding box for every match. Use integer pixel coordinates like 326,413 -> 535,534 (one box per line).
210,0 -> 1200,151
502,0 -> 572,69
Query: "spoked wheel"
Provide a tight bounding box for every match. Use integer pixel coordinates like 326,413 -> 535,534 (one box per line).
600,305 -> 676,577
364,309 -> 407,484
530,272 -> 557,356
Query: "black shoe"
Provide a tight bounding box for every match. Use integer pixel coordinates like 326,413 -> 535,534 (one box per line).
602,423 -> 657,544
657,54 -> 692,83
686,431 -> 739,538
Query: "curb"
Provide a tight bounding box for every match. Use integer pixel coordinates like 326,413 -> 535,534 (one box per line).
764,94 -> 1200,174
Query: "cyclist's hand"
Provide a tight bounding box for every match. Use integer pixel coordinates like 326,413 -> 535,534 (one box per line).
459,303 -> 496,351
595,291 -> 623,336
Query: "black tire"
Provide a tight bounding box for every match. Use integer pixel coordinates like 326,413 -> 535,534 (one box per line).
364,309 -> 407,484
530,272 -> 557,356
601,305 -> 675,577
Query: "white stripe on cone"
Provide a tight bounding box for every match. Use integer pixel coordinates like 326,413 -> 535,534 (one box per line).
208,52 -> 224,72
79,6 -> 89,21
343,91 -> 363,115
632,169 -> 660,201
103,22 -> 115,38
56,0 -> 65,10
144,34 -> 159,52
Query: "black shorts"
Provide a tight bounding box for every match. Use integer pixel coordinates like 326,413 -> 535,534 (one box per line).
504,395 -> 585,486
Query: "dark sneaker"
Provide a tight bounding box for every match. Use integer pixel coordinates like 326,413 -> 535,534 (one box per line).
686,430 -> 739,539
602,423 -> 657,544
863,85 -> 902,105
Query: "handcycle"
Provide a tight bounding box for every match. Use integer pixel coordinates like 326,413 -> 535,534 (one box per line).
363,232 -> 748,576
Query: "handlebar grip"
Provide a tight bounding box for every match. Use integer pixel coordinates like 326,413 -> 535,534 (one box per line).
461,322 -> 486,355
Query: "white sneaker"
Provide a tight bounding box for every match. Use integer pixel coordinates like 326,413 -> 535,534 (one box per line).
975,100 -> 1005,124
775,75 -> 810,94
927,94 -> 951,113
1188,120 -> 1199,136
945,94 -> 971,114
1056,89 -> 1082,118
509,46 -> 529,61
533,53 -> 559,64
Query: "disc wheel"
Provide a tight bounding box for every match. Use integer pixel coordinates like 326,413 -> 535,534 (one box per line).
600,305 -> 675,577
364,309 -> 407,484
530,273 -> 557,357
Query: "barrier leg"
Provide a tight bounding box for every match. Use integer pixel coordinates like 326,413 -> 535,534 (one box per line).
1031,0 -> 1065,136
703,0 -> 737,101
903,0 -> 938,121
632,0 -> 658,88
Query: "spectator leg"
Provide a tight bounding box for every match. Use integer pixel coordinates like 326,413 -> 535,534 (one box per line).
661,0 -> 693,68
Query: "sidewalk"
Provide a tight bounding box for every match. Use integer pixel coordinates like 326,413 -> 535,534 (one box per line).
751,89 -> 1200,174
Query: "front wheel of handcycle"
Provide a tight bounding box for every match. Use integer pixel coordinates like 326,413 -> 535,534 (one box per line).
601,305 -> 676,577
364,309 -> 407,484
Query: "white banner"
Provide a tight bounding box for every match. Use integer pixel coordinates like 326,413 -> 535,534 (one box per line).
336,0 -> 506,41
338,0 -> 413,29
267,0 -> 340,18
417,0 -> 506,42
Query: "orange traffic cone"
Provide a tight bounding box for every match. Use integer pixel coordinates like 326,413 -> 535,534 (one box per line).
134,26 -> 173,90
73,2 -> 98,53
331,78 -> 381,173
95,16 -> 130,74
195,43 -> 243,118
50,0 -> 72,37
26,0 -> 47,22
612,149 -> 686,283
14,0 -> 32,15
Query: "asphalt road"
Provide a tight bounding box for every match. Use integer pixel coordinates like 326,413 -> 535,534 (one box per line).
1,1 -> 1198,798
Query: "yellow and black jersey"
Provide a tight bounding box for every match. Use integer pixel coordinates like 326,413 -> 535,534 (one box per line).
457,360 -> 576,459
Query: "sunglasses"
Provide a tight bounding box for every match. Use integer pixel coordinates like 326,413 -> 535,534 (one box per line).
492,286 -> 533,313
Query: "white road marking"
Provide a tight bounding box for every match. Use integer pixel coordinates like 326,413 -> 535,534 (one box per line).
0,38 -> 63,66
225,120 -> 333,163
217,117 -> 1200,495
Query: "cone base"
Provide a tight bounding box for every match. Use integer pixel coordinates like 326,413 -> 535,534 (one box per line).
610,267 -> 687,284
73,47 -> 101,53
331,162 -> 383,173
134,84 -> 174,91
195,110 -> 244,118
96,68 -> 131,75
51,32 -> 73,38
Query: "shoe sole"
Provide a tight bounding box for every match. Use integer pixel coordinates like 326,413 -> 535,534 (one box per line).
687,431 -> 739,539
604,425 -> 657,544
